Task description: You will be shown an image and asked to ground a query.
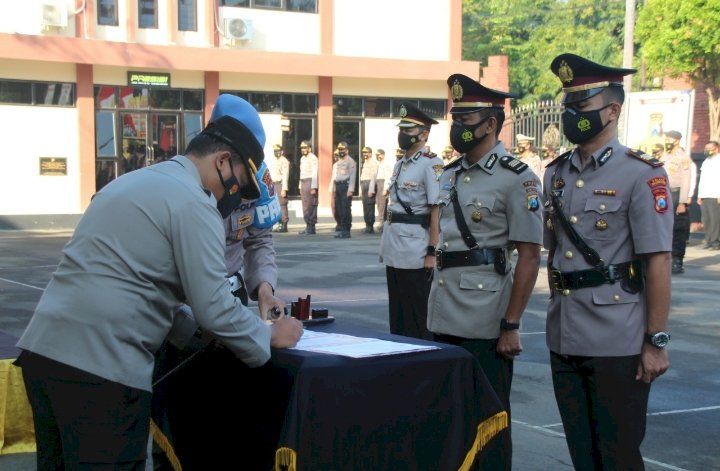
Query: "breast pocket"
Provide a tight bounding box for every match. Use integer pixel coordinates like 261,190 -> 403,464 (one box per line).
583,197 -> 623,240
463,195 -> 497,224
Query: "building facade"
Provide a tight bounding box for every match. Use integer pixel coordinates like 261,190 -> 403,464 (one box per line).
0,0 -> 508,228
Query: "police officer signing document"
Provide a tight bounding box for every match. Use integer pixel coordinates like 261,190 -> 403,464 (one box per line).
379,102 -> 443,340
427,74 -> 543,470
543,54 -> 673,470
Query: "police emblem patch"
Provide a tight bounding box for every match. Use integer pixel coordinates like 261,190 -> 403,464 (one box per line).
433,164 -> 444,178
527,194 -> 540,211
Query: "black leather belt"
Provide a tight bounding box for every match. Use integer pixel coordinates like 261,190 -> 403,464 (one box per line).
549,260 -> 643,292
335,180 -> 349,184
386,211 -> 429,226
435,248 -> 506,273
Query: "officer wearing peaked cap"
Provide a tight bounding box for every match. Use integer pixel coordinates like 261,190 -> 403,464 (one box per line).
270,143 -> 291,233
427,73 -> 543,470
379,101 -> 443,340
543,54 -> 673,470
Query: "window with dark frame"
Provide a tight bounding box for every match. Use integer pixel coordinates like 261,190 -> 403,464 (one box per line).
139,0 -> 158,29
0,80 -> 76,107
220,0 -> 316,12
98,0 -> 119,26
178,0 -> 197,31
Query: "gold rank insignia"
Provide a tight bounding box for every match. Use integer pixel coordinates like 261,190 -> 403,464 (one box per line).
238,214 -> 252,226
471,210 -> 483,222
451,79 -> 464,102
595,219 -> 608,231
558,60 -> 574,84
399,104 -> 408,118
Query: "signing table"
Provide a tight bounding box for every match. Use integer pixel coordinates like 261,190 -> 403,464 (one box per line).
153,322 -> 509,471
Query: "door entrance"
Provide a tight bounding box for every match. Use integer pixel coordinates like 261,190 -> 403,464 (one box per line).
120,112 -> 179,175
282,117 -> 315,198
334,120 -> 363,195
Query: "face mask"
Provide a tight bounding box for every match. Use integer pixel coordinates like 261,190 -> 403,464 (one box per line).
338,150 -> 347,157
398,130 -> 423,150
301,148 -> 309,156
518,146 -> 526,153
705,149 -> 714,157
450,117 -> 489,154
561,103 -> 613,144
216,158 -> 244,219
665,142 -> 675,152
274,151 -> 282,158
542,150 -> 549,158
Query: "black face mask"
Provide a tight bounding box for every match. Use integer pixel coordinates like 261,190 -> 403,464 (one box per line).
665,142 -> 675,152
398,130 -> 423,151
216,158 -> 244,219
450,117 -> 490,154
561,103 -> 613,144
338,150 -> 347,157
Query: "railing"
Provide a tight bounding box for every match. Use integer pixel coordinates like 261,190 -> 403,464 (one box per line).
504,100 -> 570,151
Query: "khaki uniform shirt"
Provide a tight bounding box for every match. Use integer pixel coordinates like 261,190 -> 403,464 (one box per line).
269,156 -> 290,193
427,142 -> 543,338
329,155 -> 357,193
360,157 -> 379,196
298,152 -> 319,189
542,137 -> 673,356
520,152 -> 542,180
379,147 -> 444,269
660,149 -> 693,204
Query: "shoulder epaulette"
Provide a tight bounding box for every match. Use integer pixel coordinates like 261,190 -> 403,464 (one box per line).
544,150 -> 572,169
423,150 -> 438,159
499,155 -> 528,174
627,148 -> 663,167
443,157 -> 463,170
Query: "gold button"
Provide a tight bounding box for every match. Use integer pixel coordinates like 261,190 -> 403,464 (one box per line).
613,294 -> 620,302
576,179 -> 585,188
443,242 -> 449,250
477,284 -> 483,289
438,279 -> 445,286
599,203 -> 606,211
569,216 -> 577,224
562,289 -> 570,296
464,176 -> 471,183
564,251 -> 573,259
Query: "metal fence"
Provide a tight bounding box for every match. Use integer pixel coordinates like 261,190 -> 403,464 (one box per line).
504,100 -> 570,151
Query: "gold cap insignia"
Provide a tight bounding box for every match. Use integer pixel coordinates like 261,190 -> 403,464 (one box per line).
558,60 -> 573,84
399,104 -> 408,118
451,79 -> 464,102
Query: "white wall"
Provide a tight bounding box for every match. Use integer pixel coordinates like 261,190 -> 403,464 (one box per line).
334,0 -> 451,61
0,106 -> 80,215
0,0 -> 77,37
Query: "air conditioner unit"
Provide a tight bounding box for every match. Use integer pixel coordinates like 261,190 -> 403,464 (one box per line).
40,1 -> 68,28
224,17 -> 253,41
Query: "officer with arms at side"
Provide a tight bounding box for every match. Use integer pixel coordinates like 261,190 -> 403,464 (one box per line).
329,141 -> 357,239
427,75 -> 543,470
270,143 -> 291,233
379,102 -> 444,340
15,94 -> 303,470
544,53 -> 673,470
661,130 -> 694,274
297,140 -> 319,235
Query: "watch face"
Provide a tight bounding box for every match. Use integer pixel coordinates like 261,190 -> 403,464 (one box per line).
652,332 -> 670,348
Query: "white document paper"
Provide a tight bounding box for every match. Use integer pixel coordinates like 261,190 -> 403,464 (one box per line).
292,330 -> 440,358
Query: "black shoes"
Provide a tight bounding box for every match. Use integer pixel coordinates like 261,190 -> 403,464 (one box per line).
361,227 -> 375,234
334,232 -> 351,239
671,258 -> 685,274
298,225 -> 316,235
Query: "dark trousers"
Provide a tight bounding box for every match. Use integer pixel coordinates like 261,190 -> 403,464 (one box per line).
550,352 -> 650,471
432,336 -> 513,471
299,178 -> 317,225
360,180 -> 376,227
334,180 -> 352,232
18,351 -> 151,470
385,266 -> 433,340
701,198 -> 720,243
670,189 -> 690,260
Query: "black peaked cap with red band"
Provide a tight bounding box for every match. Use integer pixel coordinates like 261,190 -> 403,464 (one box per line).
550,53 -> 636,104
447,74 -> 515,114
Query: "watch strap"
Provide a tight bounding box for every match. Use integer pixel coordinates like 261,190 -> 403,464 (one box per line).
500,318 -> 520,331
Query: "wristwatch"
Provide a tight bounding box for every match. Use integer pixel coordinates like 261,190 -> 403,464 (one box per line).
500,319 -> 520,331
645,331 -> 671,348
426,245 -> 436,257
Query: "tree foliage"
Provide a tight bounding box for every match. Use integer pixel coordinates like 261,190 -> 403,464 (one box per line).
636,0 -> 720,139
462,0 -> 627,105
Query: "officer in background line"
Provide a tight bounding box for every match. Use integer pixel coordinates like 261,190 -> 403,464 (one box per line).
359,146 -> 379,233
270,143 -> 290,233
329,141 -> 357,239
544,53 -> 673,470
379,102 -> 443,340
427,75 -> 543,470
297,140 -> 319,235
661,130 -> 694,274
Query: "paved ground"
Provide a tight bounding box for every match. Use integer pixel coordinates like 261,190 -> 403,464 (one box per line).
1,221 -> 719,471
